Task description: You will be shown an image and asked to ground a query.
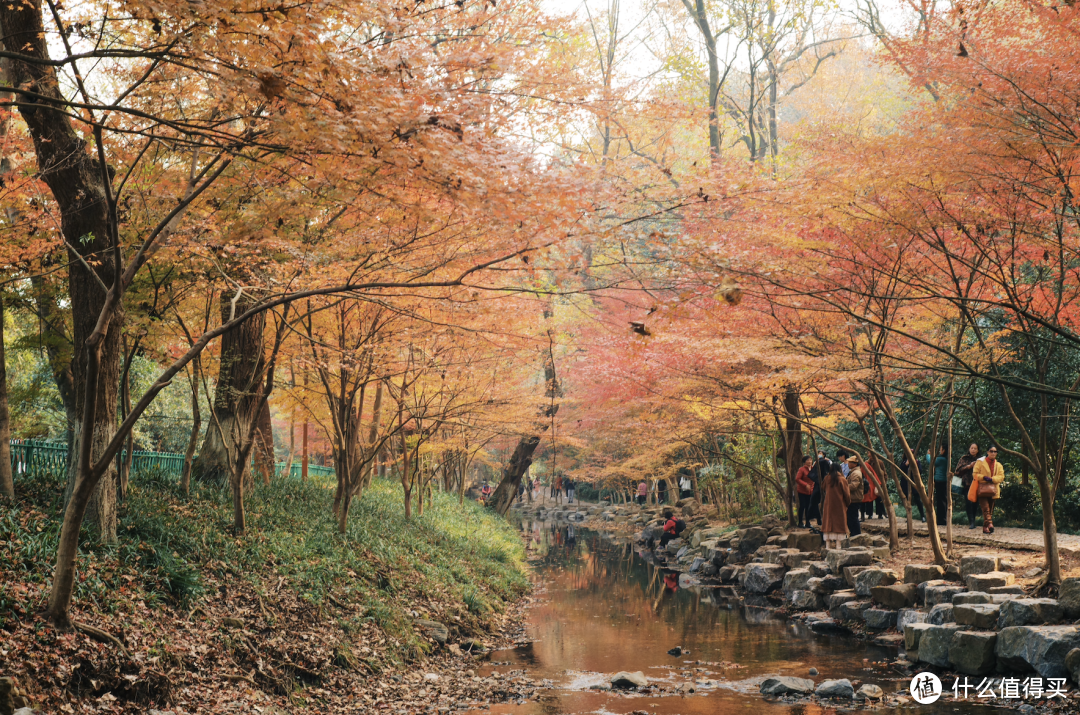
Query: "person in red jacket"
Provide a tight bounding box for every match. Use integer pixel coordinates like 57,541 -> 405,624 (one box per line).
795,456 -> 814,528
659,508 -> 680,548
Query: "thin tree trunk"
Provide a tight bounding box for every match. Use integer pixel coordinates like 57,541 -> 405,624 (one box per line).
302,421 -> 309,481
179,358 -> 201,496
254,398 -> 274,484
0,295 -> 12,499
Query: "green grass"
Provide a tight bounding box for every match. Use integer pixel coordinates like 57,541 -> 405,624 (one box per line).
0,467 -> 529,661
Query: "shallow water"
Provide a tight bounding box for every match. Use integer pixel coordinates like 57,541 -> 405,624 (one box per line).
480,521 -> 1020,715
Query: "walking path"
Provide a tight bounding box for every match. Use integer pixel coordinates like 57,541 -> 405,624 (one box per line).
860,518 -> 1080,554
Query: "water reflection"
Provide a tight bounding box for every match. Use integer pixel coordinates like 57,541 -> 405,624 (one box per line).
483,520 -> 1016,715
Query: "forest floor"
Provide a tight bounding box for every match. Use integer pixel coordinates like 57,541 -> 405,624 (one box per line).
0,472 -> 543,714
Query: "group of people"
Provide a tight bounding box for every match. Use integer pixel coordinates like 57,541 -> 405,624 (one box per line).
796,443 -> 1005,547
796,451 -> 883,533
634,475 -> 695,505
548,475 -> 576,504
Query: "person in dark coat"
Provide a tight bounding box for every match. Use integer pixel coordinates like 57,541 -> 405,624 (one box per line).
899,455 -> 926,521
954,443 -> 979,529
795,456 -> 814,528
808,452 -> 831,529
822,463 -> 851,551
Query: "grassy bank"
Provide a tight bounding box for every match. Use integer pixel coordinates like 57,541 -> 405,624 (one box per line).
0,469 -> 529,712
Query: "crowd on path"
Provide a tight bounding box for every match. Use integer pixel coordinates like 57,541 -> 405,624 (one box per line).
795,444 -> 1005,545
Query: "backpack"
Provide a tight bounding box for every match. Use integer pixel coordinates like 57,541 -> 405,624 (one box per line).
674,518 -> 687,535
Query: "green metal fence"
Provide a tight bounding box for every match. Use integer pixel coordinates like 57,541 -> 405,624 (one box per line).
9,439 -> 335,481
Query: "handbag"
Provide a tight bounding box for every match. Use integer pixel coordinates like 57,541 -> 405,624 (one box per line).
976,479 -> 997,499
951,475 -> 963,494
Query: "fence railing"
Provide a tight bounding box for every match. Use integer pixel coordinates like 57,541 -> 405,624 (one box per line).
9,439 -> 335,481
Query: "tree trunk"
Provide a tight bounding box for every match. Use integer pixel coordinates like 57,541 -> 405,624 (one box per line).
1037,475 -> 1062,585
193,293 -> 265,484
1,0 -> 122,544
254,398 -> 274,484
0,295 -> 12,499
179,359 -> 201,496
302,421 -> 309,481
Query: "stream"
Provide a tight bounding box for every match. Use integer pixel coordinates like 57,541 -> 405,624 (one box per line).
480,520 -> 1017,715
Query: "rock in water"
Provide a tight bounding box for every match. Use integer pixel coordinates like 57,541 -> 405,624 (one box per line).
815,679 -> 855,698
759,676 -> 815,696
668,646 -> 682,656
611,671 -> 649,689
856,684 -> 884,700
808,667 -> 819,676
995,626 -> 1080,678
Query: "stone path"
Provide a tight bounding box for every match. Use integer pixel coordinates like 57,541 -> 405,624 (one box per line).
860,519 -> 1080,555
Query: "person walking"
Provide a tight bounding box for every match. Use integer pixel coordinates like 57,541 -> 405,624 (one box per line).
955,443 -> 980,529
822,463 -> 851,551
861,459 -> 877,521
932,444 -> 949,525
795,456 -> 814,528
656,478 -> 668,504
969,446 -> 1004,534
554,475 -> 563,505
845,454 -> 865,536
679,473 -> 693,499
637,481 -> 648,505
837,450 -> 850,477
565,477 -> 575,503
808,452 -> 830,529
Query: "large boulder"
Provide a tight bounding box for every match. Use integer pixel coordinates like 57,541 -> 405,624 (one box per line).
808,561 -> 832,578
839,600 -> 873,623
843,565 -> 872,588
611,671 -> 649,689
744,563 -> 787,594
949,630 -> 998,676
966,571 -> 1015,592
955,604 -> 1001,630
928,603 -> 955,625
855,569 -> 898,597
785,532 -> 823,552
856,684 -> 884,701
960,553 -> 1001,579
664,538 -> 684,555
997,599 -> 1064,629
996,626 -> 1080,678
953,591 -> 993,605
790,590 -> 824,610
872,583 -> 918,609
925,584 -> 967,608
759,676 -> 815,696
815,679 -> 855,699
918,624 -> 966,667
1058,578 -> 1080,619
905,622 -> 934,651
826,548 -> 874,572
864,608 -> 898,630
905,564 -> 945,584
737,527 -> 769,555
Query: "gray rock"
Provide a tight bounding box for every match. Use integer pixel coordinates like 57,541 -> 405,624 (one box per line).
807,577 -> 827,594
929,603 -> 955,625
847,534 -> 875,547
783,569 -> 813,593
925,584 -> 967,608
839,600 -> 873,623
998,599 -> 1064,629
989,585 -> 1025,595
1060,578 -> 1080,619
843,565 -> 872,587
955,603 -> 1001,629
855,568 -> 898,597
665,538 -> 684,555
719,565 -> 742,582
856,683 -> 884,700
690,557 -> 706,573
945,564 -> 964,583
1066,648 -> 1080,685
745,563 -> 787,593
826,549 -> 874,572
960,553 -> 1001,579
415,619 -> 450,644
953,591 -> 992,605
759,676 -> 816,696
808,561 -> 832,578
996,626 -> 1080,678
905,564 -> 945,584
701,562 -> 719,577
949,630 -> 998,675
810,617 -> 848,634
790,590 -> 824,611
815,679 -> 855,699
738,527 -> 769,554
864,608 -> 898,630
808,667 -> 819,676
783,552 -> 815,569
611,671 -> 649,689
966,571 -> 1015,591
872,583 -> 918,608
905,622 -> 934,651
676,545 -> 690,559
766,548 -> 800,565
785,532 -> 823,552
898,608 -> 928,632
918,624 -> 966,667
